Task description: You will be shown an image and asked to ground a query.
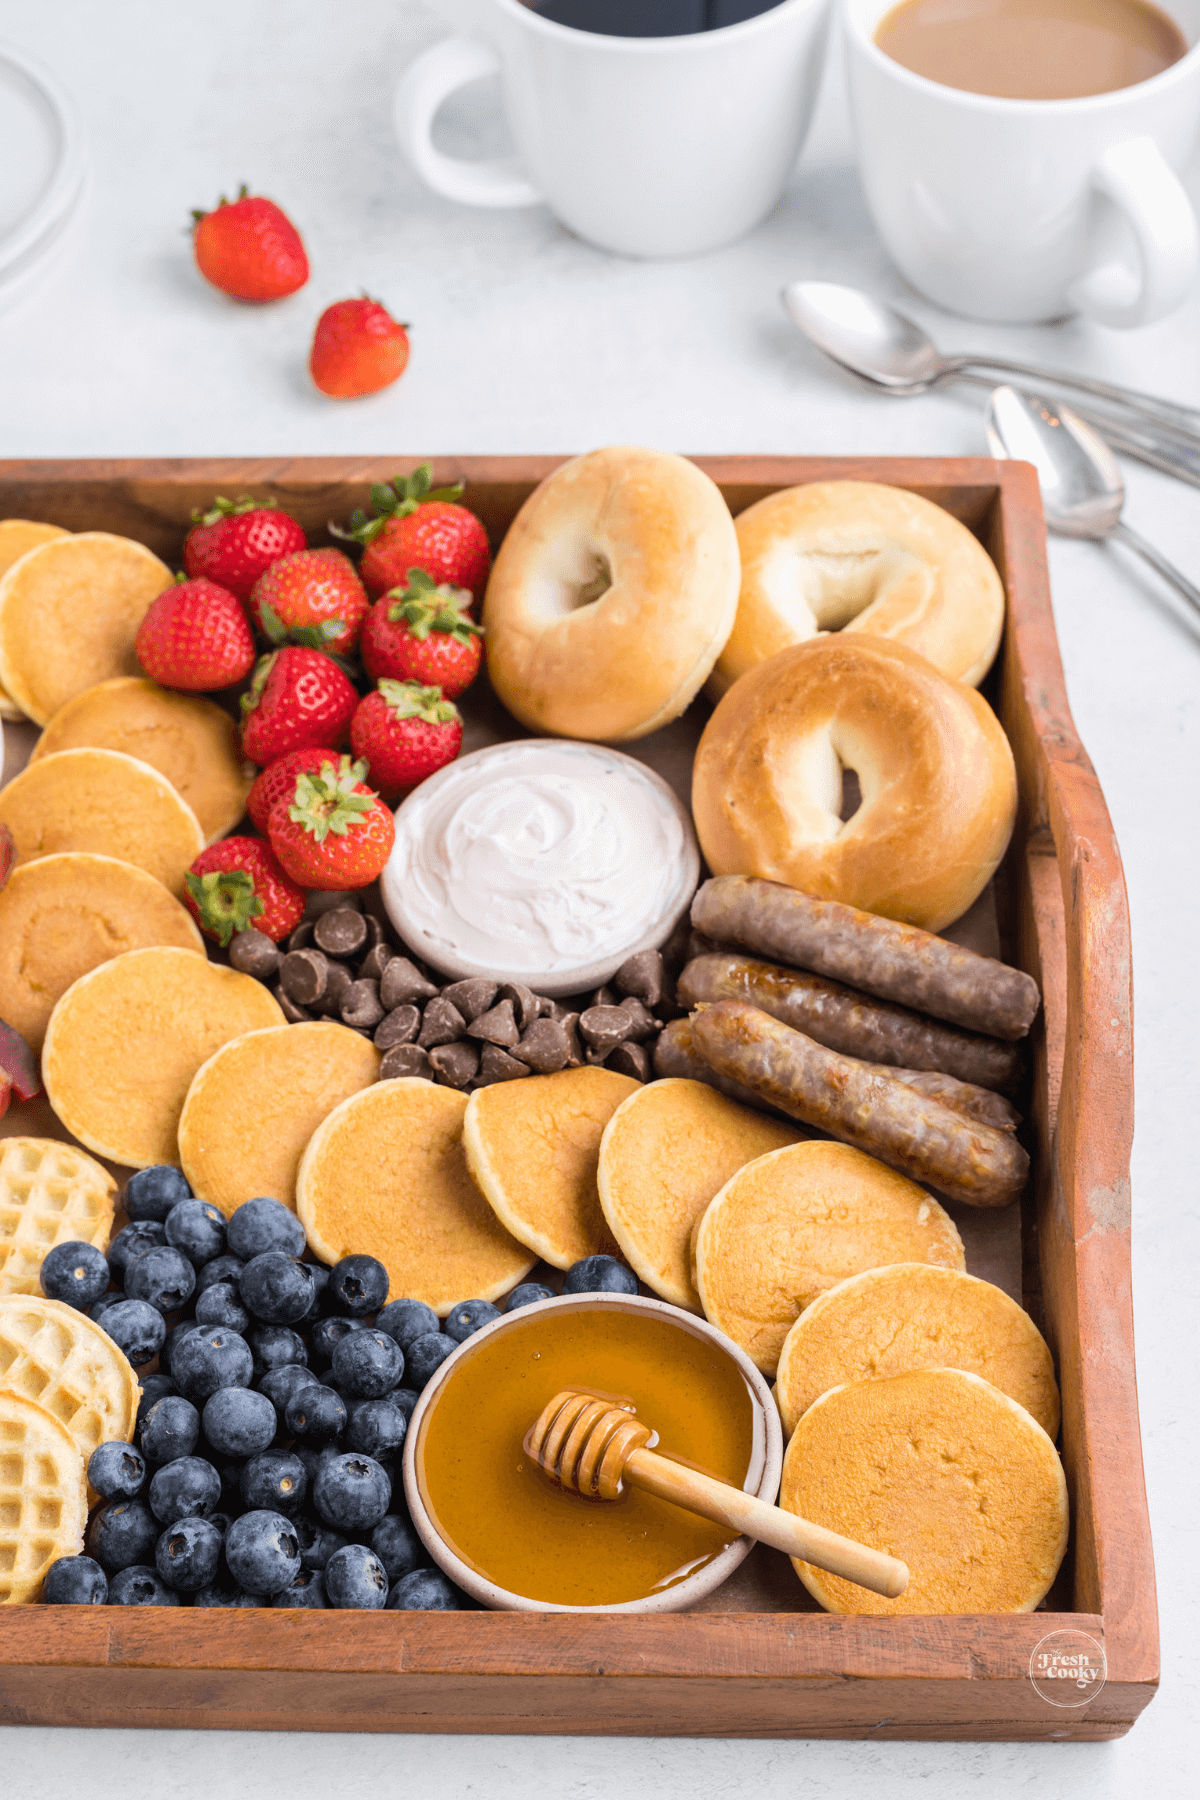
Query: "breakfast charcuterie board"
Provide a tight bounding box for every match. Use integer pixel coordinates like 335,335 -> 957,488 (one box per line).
0,455 -> 1155,1740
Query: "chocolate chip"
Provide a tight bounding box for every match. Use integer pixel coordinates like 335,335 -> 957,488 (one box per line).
381,958 -> 439,1009
287,921 -> 314,952
549,999 -> 585,1025
496,984 -> 540,1031
579,1005 -> 633,1053
307,889 -> 363,917
617,997 -> 660,1042
314,908 -> 369,958
561,1013 -> 584,1068
608,1041 -> 651,1081
510,1017 -> 571,1074
341,979 -> 384,1030
359,943 -> 395,984
361,915 -> 385,950
590,985 -> 617,1010
428,1039 -> 479,1089
585,1045 -> 612,1066
614,950 -> 665,1009
417,996 -> 467,1048
440,979 -> 498,1022
533,994 -> 556,1018
229,929 -> 280,980
466,999 -> 519,1048
271,981 -> 311,1024
476,1044 -> 531,1085
315,962 -> 353,1018
375,1004 -> 421,1050
281,949 -> 329,1007
379,1043 -> 432,1081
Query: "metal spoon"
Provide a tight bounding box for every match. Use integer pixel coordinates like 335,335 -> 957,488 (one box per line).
985,385 -> 1200,622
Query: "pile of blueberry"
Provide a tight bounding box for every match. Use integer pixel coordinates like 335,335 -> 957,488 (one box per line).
38,1165 -> 638,1610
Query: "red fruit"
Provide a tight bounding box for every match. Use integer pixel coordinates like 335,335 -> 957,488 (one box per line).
0,1072 -> 9,1122
0,1017 -> 42,1103
240,646 -> 359,766
268,765 -> 396,892
335,465 -> 490,601
0,822 -> 14,891
360,570 -> 482,697
249,548 -> 369,657
349,681 -> 462,802
184,497 -> 307,598
184,837 -> 307,945
247,747 -> 362,835
192,186 -> 308,303
309,297 -> 410,399
136,576 -> 257,691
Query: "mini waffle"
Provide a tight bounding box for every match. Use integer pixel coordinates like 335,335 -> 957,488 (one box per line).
0,1293 -> 140,1465
0,1391 -> 87,1604
0,1138 -> 117,1298
0,521 -> 70,721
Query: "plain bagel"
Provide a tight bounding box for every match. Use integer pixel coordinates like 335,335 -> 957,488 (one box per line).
707,480 -> 1005,701
482,446 -> 740,741
691,635 -> 1017,932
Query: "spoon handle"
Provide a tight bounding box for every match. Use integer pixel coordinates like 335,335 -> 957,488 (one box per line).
949,355 -> 1200,438
1112,522 -> 1200,621
959,371 -> 1200,488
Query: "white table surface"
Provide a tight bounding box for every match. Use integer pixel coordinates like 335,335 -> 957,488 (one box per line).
2,3 -> 1198,1795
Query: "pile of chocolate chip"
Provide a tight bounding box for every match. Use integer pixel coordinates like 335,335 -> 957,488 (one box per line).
226,897 -> 682,1092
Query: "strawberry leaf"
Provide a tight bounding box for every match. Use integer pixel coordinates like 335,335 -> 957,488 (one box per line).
191,494 -> 270,527
332,467 -> 466,545
377,679 -> 460,725
289,619 -> 347,650
185,869 -> 265,947
289,766 -> 380,842
258,599 -> 288,645
384,574 -> 480,643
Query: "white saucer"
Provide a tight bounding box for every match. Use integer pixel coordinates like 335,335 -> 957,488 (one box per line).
0,44 -> 88,310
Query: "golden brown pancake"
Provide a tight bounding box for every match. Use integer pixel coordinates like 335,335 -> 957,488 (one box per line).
0,1139 -> 117,1298
42,947 -> 283,1168
297,1079 -> 536,1315
179,1024 -> 380,1219
775,1263 -> 1059,1439
694,1140 -> 964,1377
464,1067 -> 640,1270
780,1368 -> 1069,1614
597,1078 -> 804,1311
0,522 -> 71,721
0,1392 -> 87,1604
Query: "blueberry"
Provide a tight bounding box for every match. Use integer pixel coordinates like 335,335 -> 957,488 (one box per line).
207,1511 -> 232,1538
195,1252 -> 245,1295
170,1327 -> 254,1401
370,1514 -> 423,1584
164,1198 -> 226,1267
250,1325 -> 308,1372
40,1240 -> 111,1310
224,1510 -> 301,1596
294,1516 -> 347,1571
345,1395 -> 408,1461
107,1220 -> 167,1276
328,1254 -> 389,1318
214,1457 -> 247,1509
505,1282 -> 555,1312
309,1315 -> 367,1368
86,1500 -> 158,1572
324,1542 -> 388,1609
284,1383 -> 346,1448
299,1261 -> 331,1324
202,1386 -> 277,1457
125,1245 -> 196,1315
443,1299 -> 501,1343
193,1582 -> 262,1607
404,1332 -> 458,1389
562,1255 -> 639,1296
155,1516 -> 222,1592
148,1456 -> 221,1524
139,1395 -> 200,1465
99,1299 -> 166,1367
272,1568 -> 327,1608
331,1328 -> 402,1398
258,1363 -> 321,1421
194,1282 -> 250,1332
87,1441 -> 147,1502
160,1320 -> 203,1377
313,1453 -> 391,1530
226,1197 -> 307,1261
41,1554 -> 108,1604
387,1568 -> 461,1611
134,1374 -> 177,1433
90,1291 -> 125,1322
107,1564 -> 180,1606
239,1252 -> 314,1325
124,1166 -> 191,1223
240,1450 -> 307,1513
389,1388 -> 420,1425
374,1298 -> 438,1352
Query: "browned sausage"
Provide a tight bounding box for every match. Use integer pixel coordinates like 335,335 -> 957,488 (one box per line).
678,953 -> 1021,1093
652,1017 -> 796,1120
691,876 -> 1040,1042
690,1000 -> 1028,1209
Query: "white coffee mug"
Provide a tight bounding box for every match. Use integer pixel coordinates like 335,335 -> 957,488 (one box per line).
394,0 -> 831,257
843,0 -> 1200,326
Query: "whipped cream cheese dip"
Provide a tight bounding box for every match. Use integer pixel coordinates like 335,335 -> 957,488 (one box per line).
381,740 -> 700,995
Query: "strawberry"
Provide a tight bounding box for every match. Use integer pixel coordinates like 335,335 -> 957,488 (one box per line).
240,647 -> 359,766
247,747 -> 362,835
309,297 -> 409,399
136,575 -> 257,691
0,822 -> 14,891
0,1072 -> 9,1123
249,548 -> 369,658
184,837 -> 307,945
349,680 -> 462,801
335,465 -> 491,601
360,569 -> 482,697
192,186 -> 308,303
184,497 -> 307,598
268,764 -> 395,891
0,1017 -> 42,1103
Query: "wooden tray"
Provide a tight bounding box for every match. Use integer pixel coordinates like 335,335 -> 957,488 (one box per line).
0,456 -> 1157,1740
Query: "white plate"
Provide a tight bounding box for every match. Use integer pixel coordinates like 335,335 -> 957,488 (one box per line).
0,43 -> 87,302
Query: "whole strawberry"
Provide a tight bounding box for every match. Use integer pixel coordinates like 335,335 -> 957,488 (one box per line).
268,765 -> 396,891
310,297 -> 409,399
184,837 -> 307,945
247,747 -> 362,835
192,186 -> 308,303
349,680 -> 462,802
184,497 -> 307,598
336,465 -> 491,601
249,548 -> 369,657
240,647 -> 359,766
136,576 -> 257,691
360,569 -> 482,698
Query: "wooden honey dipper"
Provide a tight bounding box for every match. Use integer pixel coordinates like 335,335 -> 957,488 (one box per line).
525,1389 -> 908,1600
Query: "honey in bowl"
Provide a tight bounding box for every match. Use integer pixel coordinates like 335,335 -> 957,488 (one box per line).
412,1301 -> 766,1607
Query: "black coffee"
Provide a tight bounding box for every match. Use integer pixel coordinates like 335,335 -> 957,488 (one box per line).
526,1 -> 781,37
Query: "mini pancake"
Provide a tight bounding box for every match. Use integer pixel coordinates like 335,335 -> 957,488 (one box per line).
694,1140 -> 964,1377
0,854 -> 204,1053
297,1079 -> 536,1315
464,1066 -> 641,1270
0,747 -> 205,896
0,522 -> 70,721
0,532 -> 173,725
32,678 -> 254,843
780,1368 -> 1069,1614
597,1078 -> 805,1311
775,1263 -> 1060,1440
42,947 -> 284,1168
179,1024 -> 381,1219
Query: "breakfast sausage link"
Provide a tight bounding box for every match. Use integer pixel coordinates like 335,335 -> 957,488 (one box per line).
652,1017 -> 799,1120
677,953 -> 1022,1094
690,1000 -> 1029,1209
691,876 -> 1040,1043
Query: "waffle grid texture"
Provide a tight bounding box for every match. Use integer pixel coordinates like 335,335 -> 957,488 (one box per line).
0,1391 -> 87,1603
0,1137 -> 116,1297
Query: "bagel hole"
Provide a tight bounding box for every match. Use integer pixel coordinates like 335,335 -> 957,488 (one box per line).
576,555 -> 612,608
839,767 -> 863,823
527,551 -> 613,622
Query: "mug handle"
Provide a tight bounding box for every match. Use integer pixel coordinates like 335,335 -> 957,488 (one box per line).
1068,135 -> 1198,329
393,38 -> 544,209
